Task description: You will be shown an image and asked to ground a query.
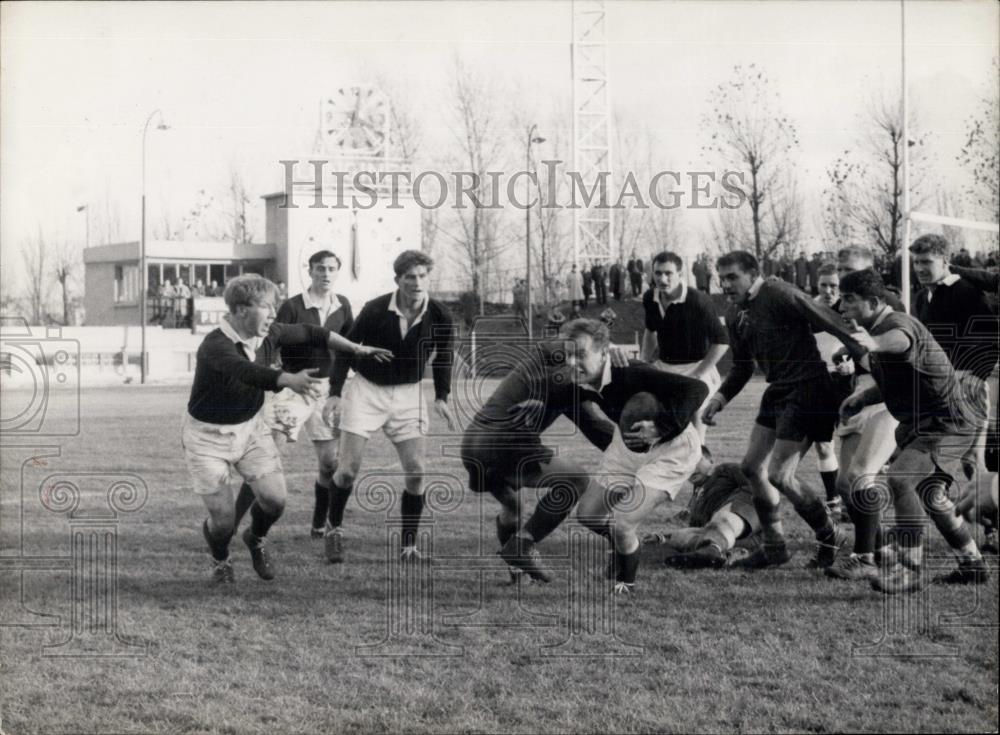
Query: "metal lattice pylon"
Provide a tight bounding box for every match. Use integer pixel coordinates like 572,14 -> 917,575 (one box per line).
571,0 -> 614,266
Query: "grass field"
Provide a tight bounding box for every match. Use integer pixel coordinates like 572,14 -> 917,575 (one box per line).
1,379 -> 997,734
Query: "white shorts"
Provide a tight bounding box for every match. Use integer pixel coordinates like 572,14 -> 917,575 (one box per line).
264,383 -> 338,443
597,423 -> 701,501
181,413 -> 282,495
835,403 -> 893,438
339,374 -> 427,443
653,360 -> 722,392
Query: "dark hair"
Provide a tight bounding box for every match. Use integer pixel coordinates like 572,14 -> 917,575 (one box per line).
839,269 -> 887,302
309,250 -> 342,270
817,262 -> 838,277
393,249 -> 434,277
909,234 -> 950,258
837,245 -> 874,264
651,251 -> 683,270
716,250 -> 759,275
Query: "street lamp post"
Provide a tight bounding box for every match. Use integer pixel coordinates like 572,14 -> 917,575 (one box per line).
525,125 -> 545,339
140,109 -> 169,384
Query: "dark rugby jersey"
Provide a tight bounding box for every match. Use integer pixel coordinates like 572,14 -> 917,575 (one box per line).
187,323 -> 330,424
866,310 -> 963,425
464,346 -> 708,453
642,285 -> 728,364
914,276 -> 998,382
329,292 -> 455,401
276,292 -> 354,378
687,463 -> 751,527
718,280 -> 863,404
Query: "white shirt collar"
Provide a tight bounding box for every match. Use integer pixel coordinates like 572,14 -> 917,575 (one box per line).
655,281 -> 688,316
870,304 -> 894,330
302,288 -> 340,312
747,276 -> 766,301
388,289 -> 429,336
926,272 -> 961,302
220,314 -> 260,361
596,355 -> 612,391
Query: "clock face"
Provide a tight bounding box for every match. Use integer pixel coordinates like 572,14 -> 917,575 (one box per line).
323,86 -> 389,155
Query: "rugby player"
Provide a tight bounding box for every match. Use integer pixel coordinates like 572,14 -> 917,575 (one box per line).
640,251 -> 729,443
574,385 -> 707,593
837,269 -> 989,593
642,447 -> 760,568
702,251 -> 863,569
321,250 -> 457,564
233,250 -> 354,539
183,274 -> 390,583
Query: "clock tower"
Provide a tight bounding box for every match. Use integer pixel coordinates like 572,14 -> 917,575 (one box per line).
266,87 -> 420,307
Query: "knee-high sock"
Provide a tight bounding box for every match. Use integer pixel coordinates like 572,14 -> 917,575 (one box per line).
204,518 -> 233,561
311,481 -> 331,530
820,471 -> 839,503
327,478 -> 353,529
523,481 -> 584,543
400,491 -> 425,548
234,482 -> 255,528
848,484 -> 883,555
615,549 -> 639,584
890,480 -> 927,550
753,497 -> 784,543
249,502 -> 283,540
792,497 -> 836,542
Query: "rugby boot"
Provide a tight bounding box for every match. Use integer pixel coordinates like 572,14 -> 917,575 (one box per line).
730,542 -> 792,569
210,557 -> 235,584
807,526 -> 848,569
324,527 -> 344,564
500,535 -> 554,583
242,528 -> 276,581
824,553 -> 879,582
871,562 -> 925,594
933,557 -> 990,585
495,515 -> 524,584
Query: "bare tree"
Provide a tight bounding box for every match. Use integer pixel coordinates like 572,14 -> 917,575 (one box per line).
52,238 -> 82,325
182,165 -> 256,244
22,227 -> 50,325
823,92 -> 930,257
957,58 -> 999,219
701,63 -> 801,259
442,55 -> 510,304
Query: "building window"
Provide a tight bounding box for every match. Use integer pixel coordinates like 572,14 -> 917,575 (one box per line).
114,264 -> 140,303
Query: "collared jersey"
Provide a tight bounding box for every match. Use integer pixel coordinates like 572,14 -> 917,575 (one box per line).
642,284 -> 728,364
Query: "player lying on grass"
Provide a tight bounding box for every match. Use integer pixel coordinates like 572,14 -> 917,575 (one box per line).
640,446 -> 760,568
836,269 -> 989,593
573,385 -> 707,594
183,274 -> 391,583
702,250 -> 866,570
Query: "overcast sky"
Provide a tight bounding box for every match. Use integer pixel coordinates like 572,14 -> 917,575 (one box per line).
1,0 -> 997,285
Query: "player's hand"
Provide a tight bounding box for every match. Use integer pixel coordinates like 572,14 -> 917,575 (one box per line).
357,344 -> 394,363
623,420 -> 661,450
832,347 -> 855,376
322,395 -> 342,426
609,346 -> 630,368
701,396 -> 723,426
280,368 -> 325,399
434,399 -> 456,432
839,393 -> 865,421
847,319 -> 878,352
508,399 -> 546,430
